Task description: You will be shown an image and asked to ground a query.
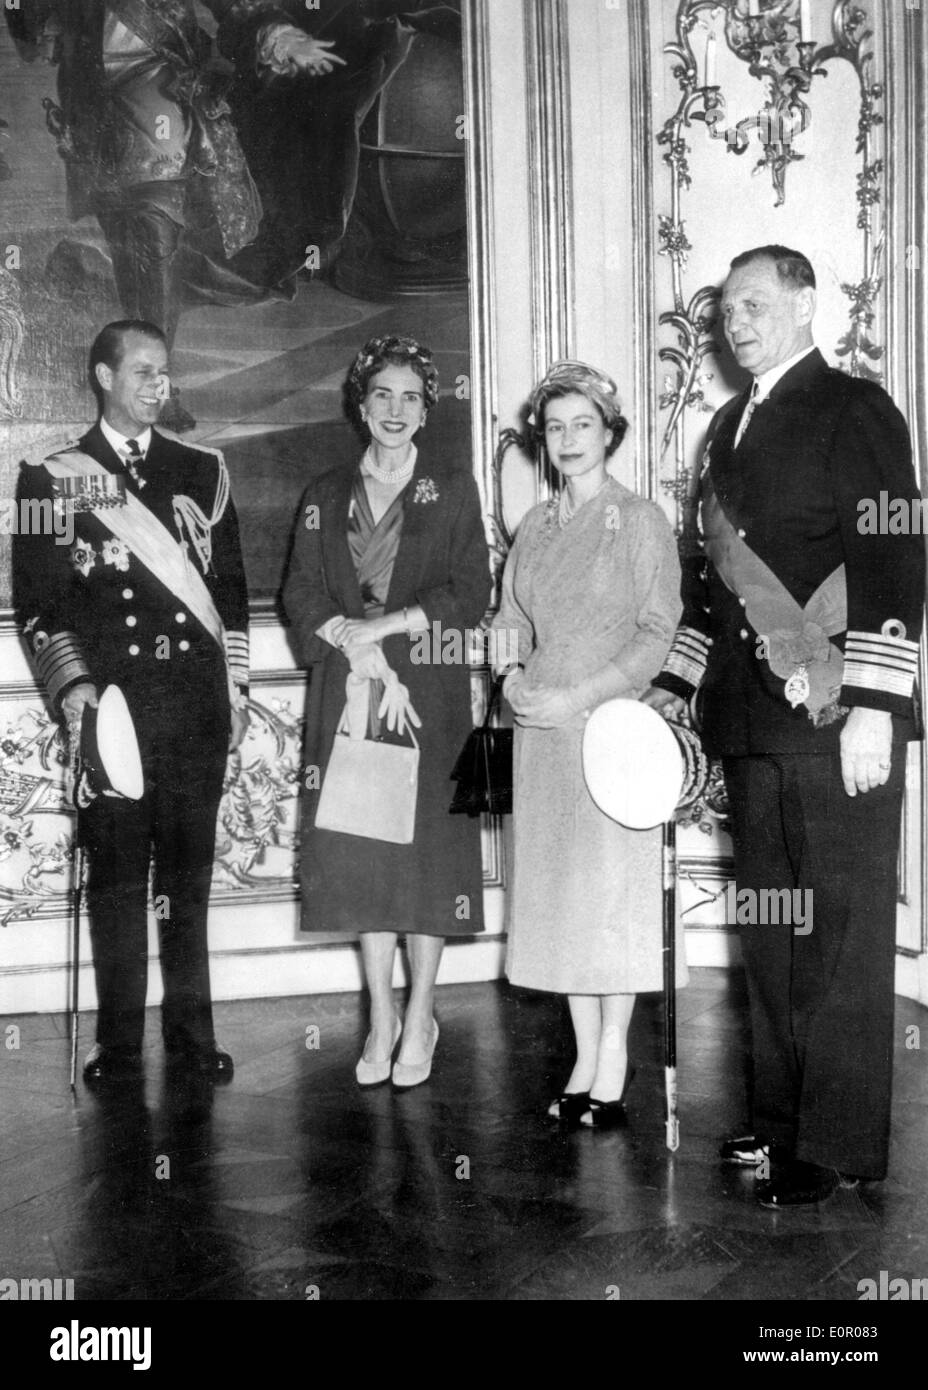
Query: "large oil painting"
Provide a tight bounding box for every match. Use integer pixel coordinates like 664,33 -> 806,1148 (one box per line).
0,0 -> 471,609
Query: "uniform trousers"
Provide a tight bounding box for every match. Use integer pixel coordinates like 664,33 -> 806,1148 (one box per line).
81,695 -> 227,1055
722,749 -> 906,1179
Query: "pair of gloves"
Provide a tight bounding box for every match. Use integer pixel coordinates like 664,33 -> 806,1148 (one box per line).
340,635 -> 420,737
502,662 -> 630,729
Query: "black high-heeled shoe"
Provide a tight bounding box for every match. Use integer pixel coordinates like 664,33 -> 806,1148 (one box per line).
580,1065 -> 636,1129
547,1091 -> 591,1126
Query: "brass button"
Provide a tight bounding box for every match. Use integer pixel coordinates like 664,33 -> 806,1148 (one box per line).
126,615 -> 137,628
175,612 -> 186,624
179,639 -> 190,652
122,588 -> 133,600
740,628 -> 749,640
128,644 -> 140,656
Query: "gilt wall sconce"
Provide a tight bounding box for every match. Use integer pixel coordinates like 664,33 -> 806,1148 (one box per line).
657,0 -> 886,525
680,0 -> 825,208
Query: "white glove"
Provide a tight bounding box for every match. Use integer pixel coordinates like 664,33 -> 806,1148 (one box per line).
347,642 -> 390,681
378,672 -> 421,737
61,682 -> 98,739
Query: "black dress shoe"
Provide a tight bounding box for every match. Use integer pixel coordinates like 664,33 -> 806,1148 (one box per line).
579,1065 -> 637,1129
82,1043 -> 142,1083
166,1044 -> 234,1080
756,1159 -> 848,1207
580,1096 -> 629,1130
547,1091 -> 591,1127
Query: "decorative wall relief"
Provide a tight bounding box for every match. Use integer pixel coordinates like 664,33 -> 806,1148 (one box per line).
658,0 -> 887,540
213,693 -> 302,895
0,703 -> 72,925
0,266 -> 25,421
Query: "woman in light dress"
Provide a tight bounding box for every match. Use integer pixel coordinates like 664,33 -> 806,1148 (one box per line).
492,360 -> 687,1127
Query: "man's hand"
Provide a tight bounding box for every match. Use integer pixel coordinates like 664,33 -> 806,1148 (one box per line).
640,686 -> 686,720
61,682 -> 98,739
229,704 -> 249,752
840,706 -> 893,797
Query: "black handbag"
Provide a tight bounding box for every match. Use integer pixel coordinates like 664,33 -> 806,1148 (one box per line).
449,677 -> 513,817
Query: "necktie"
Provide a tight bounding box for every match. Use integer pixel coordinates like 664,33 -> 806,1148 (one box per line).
734,381 -> 759,449
124,438 -> 147,488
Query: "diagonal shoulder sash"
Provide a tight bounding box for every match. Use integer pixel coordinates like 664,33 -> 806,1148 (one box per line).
43,448 -> 226,654
702,471 -> 848,722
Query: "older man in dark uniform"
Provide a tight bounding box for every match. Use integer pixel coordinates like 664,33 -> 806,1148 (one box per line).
13,320 -> 250,1083
646,245 -> 925,1205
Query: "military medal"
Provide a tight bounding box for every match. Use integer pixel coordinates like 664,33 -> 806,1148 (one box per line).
785,665 -> 811,709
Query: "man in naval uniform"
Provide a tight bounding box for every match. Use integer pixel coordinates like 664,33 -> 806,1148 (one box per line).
13,320 -> 250,1082
645,245 -> 925,1205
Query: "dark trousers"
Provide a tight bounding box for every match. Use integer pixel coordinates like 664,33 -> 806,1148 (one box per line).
722,751 -> 905,1179
81,724 -> 226,1054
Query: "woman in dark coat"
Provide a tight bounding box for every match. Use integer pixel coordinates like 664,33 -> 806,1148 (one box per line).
283,335 -> 489,1088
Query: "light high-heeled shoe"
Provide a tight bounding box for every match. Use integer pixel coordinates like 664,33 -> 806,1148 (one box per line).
355,1015 -> 402,1087
392,1019 -> 439,1089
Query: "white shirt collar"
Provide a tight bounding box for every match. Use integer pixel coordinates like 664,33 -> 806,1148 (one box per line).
100,417 -> 152,458
752,345 -> 816,403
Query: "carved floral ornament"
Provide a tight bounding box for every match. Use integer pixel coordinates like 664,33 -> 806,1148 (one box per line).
657,0 -> 887,540
0,695 -> 303,925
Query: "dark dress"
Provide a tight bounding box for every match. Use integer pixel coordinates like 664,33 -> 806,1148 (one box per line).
282,450 -> 490,935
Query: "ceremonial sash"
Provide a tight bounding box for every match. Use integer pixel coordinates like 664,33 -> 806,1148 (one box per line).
702,473 -> 848,722
42,448 -> 227,659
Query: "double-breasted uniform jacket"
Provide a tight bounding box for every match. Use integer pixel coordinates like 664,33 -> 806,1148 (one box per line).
13,423 -> 250,749
13,422 -> 249,1053
653,349 -> 925,751
283,451 -> 490,936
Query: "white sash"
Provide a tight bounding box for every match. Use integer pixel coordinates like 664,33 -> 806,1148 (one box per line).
43,447 -> 227,657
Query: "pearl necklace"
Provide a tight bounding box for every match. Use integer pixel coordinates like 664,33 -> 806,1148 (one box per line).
558,476 -> 608,528
362,446 -> 416,486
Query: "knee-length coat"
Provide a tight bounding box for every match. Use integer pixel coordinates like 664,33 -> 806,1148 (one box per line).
283,451 -> 490,935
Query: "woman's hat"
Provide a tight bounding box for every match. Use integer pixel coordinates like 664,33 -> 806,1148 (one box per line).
78,685 -> 144,804
582,698 -> 707,829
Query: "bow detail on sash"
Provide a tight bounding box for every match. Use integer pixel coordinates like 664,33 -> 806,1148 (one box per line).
701,474 -> 850,726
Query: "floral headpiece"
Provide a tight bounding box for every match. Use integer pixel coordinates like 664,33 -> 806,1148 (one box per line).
528,359 -> 624,431
347,334 -> 440,414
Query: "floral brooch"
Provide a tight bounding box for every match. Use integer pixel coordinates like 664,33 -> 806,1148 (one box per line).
414,477 -> 439,505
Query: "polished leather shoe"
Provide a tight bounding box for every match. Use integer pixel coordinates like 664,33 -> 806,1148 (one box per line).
578,1064 -> 636,1129
580,1096 -> 630,1130
82,1043 -> 142,1083
547,1091 -> 591,1127
756,1159 -> 853,1207
166,1044 -> 234,1080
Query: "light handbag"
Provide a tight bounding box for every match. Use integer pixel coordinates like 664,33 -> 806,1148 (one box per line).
315,680 -> 420,844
